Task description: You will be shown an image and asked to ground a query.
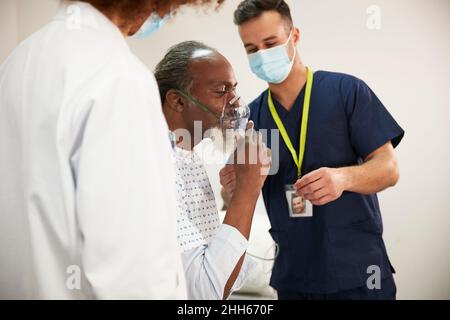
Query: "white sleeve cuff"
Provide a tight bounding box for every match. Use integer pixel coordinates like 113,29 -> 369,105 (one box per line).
181,223 -> 249,300
212,223 -> 249,254
206,223 -> 249,282
230,254 -> 257,295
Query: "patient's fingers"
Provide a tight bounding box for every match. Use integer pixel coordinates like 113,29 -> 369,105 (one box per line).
220,165 -> 234,176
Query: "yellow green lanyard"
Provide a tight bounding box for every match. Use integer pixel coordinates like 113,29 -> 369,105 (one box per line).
268,68 -> 314,177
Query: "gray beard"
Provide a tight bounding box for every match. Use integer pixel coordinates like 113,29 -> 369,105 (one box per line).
205,127 -> 238,156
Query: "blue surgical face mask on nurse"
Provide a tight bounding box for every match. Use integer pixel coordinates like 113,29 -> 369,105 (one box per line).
248,30 -> 297,84
131,12 -> 171,39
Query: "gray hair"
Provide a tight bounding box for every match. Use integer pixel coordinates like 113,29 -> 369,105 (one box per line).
154,41 -> 217,105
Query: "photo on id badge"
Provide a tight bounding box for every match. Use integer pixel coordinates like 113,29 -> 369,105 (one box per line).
285,184 -> 313,218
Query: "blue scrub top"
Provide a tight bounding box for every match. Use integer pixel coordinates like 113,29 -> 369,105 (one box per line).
249,71 -> 404,294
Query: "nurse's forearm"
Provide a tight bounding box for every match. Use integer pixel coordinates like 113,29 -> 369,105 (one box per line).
296,142 -> 399,205
341,142 -> 400,194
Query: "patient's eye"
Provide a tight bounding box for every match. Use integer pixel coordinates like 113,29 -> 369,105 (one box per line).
215,85 -> 237,97
214,86 -> 227,96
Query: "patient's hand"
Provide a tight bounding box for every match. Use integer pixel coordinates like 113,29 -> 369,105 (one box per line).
220,165 -> 236,198
221,130 -> 271,201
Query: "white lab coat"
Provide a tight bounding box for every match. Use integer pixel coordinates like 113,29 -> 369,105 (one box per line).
0,2 -> 186,299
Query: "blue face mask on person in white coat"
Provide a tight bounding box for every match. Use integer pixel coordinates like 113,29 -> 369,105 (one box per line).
248,31 -> 296,84
131,12 -> 171,39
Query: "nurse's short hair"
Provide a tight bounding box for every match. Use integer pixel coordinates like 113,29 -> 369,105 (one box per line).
234,0 -> 293,29
154,41 -> 217,105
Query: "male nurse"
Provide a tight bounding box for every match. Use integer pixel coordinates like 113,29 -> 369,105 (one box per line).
220,0 -> 404,299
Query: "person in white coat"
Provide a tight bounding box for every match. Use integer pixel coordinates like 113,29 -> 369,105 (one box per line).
0,0 -> 222,299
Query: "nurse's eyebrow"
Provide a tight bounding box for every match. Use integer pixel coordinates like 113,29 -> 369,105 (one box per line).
263,35 -> 278,42
244,35 -> 278,48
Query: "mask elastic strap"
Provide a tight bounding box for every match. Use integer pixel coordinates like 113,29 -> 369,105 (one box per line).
286,29 -> 293,44
286,29 -> 297,62
175,90 -> 221,120
290,42 -> 297,63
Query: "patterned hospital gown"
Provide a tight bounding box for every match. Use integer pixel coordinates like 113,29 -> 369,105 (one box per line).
171,145 -> 256,299
173,147 -> 221,251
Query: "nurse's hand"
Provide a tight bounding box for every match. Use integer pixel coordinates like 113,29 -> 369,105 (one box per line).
294,167 -> 347,206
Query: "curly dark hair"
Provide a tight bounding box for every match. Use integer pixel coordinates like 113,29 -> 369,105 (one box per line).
69,0 -> 225,22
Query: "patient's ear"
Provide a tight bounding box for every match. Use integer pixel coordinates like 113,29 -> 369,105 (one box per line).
165,89 -> 185,113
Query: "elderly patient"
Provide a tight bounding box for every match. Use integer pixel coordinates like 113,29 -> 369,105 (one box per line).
154,41 -> 271,300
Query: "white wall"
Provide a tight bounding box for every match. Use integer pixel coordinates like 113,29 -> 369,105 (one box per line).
15,0 -> 59,40
0,0 -> 18,62
1,0 -> 449,299
0,0 -> 59,62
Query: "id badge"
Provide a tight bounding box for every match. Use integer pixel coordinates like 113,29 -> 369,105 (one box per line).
285,184 -> 313,218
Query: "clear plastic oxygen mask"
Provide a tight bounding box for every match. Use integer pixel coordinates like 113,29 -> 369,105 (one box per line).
219,95 -> 250,136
